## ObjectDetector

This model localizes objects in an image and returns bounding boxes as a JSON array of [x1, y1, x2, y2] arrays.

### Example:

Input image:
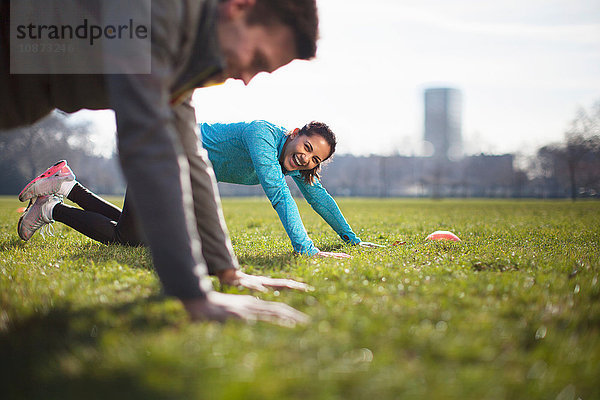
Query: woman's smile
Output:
[[291, 153, 306, 168]]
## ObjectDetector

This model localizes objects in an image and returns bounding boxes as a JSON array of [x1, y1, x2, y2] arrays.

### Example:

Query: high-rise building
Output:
[[424, 88, 462, 161]]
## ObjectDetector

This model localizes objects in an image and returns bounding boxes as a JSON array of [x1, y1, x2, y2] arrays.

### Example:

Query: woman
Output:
[[17, 120, 380, 257]]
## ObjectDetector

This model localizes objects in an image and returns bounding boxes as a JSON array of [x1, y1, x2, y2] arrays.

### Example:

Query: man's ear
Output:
[[220, 0, 257, 20], [291, 128, 300, 138]]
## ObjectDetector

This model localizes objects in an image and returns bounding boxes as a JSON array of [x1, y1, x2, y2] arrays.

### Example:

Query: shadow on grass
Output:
[[237, 243, 345, 270], [317, 243, 345, 252], [0, 236, 25, 252], [68, 242, 153, 271], [472, 261, 519, 272], [0, 295, 175, 400], [237, 252, 295, 270], [63, 240, 345, 273]]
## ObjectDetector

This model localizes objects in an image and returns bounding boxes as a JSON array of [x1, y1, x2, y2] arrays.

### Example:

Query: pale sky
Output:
[[77, 0, 600, 157]]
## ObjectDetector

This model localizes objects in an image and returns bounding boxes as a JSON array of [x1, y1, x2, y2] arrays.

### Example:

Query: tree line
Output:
[[1, 102, 598, 200], [530, 101, 600, 199], [0, 111, 125, 196]]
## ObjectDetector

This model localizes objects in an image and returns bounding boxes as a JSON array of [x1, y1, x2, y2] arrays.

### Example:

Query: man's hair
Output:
[[297, 121, 336, 185], [247, 0, 318, 60]]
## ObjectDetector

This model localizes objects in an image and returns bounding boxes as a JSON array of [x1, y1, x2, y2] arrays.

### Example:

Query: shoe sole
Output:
[[18, 160, 67, 202], [17, 214, 27, 241], [17, 200, 32, 241]]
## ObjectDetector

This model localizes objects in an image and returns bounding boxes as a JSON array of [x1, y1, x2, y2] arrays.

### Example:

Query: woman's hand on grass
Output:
[[317, 251, 353, 259], [358, 241, 386, 248], [218, 269, 313, 292], [182, 292, 310, 327]]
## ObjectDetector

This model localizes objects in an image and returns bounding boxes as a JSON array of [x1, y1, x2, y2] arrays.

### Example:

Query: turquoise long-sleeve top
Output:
[[199, 120, 361, 255]]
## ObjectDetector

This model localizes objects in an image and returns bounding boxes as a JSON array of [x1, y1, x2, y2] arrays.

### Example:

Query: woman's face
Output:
[[280, 130, 331, 172]]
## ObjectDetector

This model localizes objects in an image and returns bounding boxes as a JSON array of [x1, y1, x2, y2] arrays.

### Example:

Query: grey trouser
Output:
[[169, 98, 239, 278]]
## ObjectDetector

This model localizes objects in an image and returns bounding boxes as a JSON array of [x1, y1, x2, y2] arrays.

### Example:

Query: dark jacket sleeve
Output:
[[106, 1, 213, 298], [172, 97, 239, 276]]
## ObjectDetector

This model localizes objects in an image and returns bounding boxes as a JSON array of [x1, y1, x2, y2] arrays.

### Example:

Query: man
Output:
[[0, 0, 319, 325]]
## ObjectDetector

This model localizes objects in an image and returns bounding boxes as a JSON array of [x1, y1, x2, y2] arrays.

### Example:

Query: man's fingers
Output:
[[262, 277, 312, 291], [247, 299, 310, 326], [284, 280, 313, 291], [359, 241, 386, 248], [318, 251, 353, 259], [187, 293, 310, 327], [332, 252, 352, 259], [234, 272, 311, 292], [222, 295, 308, 327], [238, 277, 269, 293]]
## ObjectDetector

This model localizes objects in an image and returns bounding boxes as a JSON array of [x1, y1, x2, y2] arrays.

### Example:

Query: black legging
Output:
[[52, 183, 144, 246]]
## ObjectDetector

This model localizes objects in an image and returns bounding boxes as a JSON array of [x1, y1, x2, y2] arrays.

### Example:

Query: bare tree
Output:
[[0, 111, 125, 195], [564, 101, 600, 200]]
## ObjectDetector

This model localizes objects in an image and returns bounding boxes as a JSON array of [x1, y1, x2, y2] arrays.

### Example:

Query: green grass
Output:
[[1, 196, 599, 400]]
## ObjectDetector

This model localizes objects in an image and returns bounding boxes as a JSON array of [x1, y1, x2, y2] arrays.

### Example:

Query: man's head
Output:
[[217, 0, 318, 84]]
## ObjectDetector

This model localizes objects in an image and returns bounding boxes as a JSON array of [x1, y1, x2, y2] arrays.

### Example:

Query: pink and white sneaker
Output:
[[18, 160, 76, 202], [17, 195, 62, 241]]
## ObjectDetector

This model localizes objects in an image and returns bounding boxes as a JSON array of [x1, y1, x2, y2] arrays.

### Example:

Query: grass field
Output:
[[1, 196, 599, 399]]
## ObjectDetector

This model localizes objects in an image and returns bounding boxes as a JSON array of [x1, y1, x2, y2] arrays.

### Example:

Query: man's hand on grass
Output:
[[317, 251, 353, 259], [217, 269, 313, 293], [182, 292, 310, 327], [358, 241, 386, 248]]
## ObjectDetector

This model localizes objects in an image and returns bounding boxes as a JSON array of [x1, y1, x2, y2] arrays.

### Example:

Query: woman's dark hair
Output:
[[246, 0, 318, 60], [297, 121, 336, 185]]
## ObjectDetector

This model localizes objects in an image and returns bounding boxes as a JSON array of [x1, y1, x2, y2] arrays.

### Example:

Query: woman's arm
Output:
[[243, 123, 320, 255], [292, 175, 362, 244]]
